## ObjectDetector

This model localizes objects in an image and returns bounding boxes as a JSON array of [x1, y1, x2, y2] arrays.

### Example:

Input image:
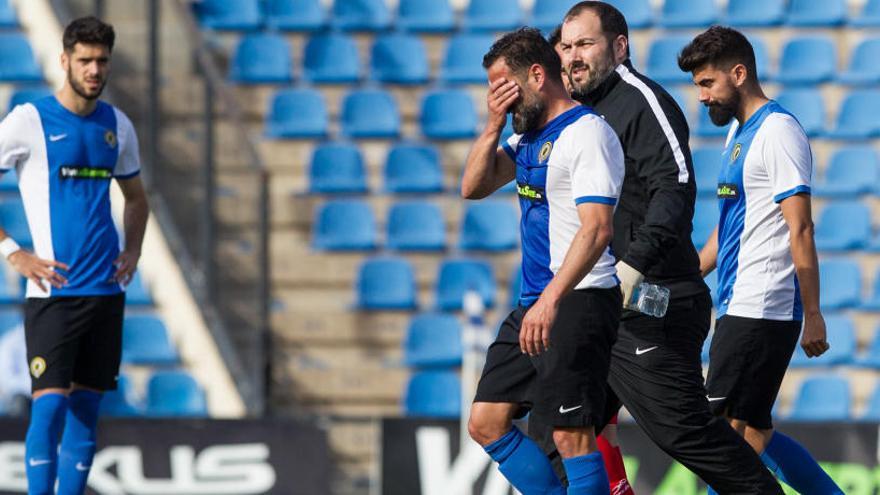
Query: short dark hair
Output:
[[547, 24, 562, 47], [563, 1, 629, 57], [63, 16, 115, 53], [482, 27, 563, 84], [678, 26, 757, 80]]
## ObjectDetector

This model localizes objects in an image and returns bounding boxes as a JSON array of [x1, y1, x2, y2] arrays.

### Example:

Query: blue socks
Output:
[[562, 452, 610, 495], [25, 393, 68, 495], [57, 390, 102, 495], [761, 431, 843, 495], [483, 426, 566, 495]]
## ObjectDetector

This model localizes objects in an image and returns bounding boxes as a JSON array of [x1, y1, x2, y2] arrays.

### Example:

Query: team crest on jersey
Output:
[[104, 129, 117, 149], [538, 141, 553, 163], [30, 357, 46, 378], [730, 143, 742, 162]]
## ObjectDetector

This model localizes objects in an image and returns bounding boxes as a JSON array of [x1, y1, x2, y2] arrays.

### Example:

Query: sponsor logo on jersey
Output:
[[60, 166, 113, 180], [717, 183, 739, 199], [538, 141, 553, 163], [517, 183, 544, 201], [29, 357, 46, 378]]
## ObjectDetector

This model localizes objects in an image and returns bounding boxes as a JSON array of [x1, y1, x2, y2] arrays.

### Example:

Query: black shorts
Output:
[[473, 287, 621, 428], [25, 294, 125, 392], [705, 314, 801, 429]]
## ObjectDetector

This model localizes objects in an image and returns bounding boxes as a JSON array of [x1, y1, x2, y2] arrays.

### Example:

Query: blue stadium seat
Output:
[[660, 0, 718, 28], [726, 0, 784, 27], [814, 201, 871, 251], [126, 271, 153, 306], [312, 200, 377, 250], [532, 0, 576, 31], [0, 168, 15, 193], [264, 88, 327, 139], [814, 146, 879, 197], [371, 33, 429, 85], [701, 331, 712, 363], [692, 147, 722, 197], [830, 90, 880, 139], [403, 313, 463, 368], [0, 198, 31, 247], [786, 0, 846, 27], [0, 264, 20, 305], [341, 89, 400, 138], [750, 35, 771, 80], [462, 0, 521, 31], [228, 33, 292, 84], [308, 142, 367, 194], [398, 0, 455, 32], [263, 0, 325, 31], [0, 0, 16, 29], [384, 143, 443, 193], [604, 0, 653, 29], [386, 201, 446, 251], [509, 266, 521, 308], [646, 36, 693, 85], [100, 374, 141, 417], [122, 315, 179, 366], [819, 259, 861, 310], [665, 87, 689, 117], [692, 199, 718, 250], [776, 36, 836, 86], [695, 105, 731, 138], [852, 0, 880, 27], [774, 88, 825, 137], [460, 200, 519, 251], [838, 38, 880, 86], [856, 325, 880, 367], [420, 89, 477, 140], [0, 33, 41, 82], [302, 32, 360, 83], [193, 0, 261, 30], [788, 375, 850, 421], [332, 0, 391, 31], [441, 33, 495, 85], [403, 370, 461, 418], [789, 315, 856, 367], [356, 256, 417, 310], [861, 383, 880, 420], [145, 370, 208, 417], [0, 309, 21, 333], [7, 85, 50, 113], [436, 258, 496, 311]]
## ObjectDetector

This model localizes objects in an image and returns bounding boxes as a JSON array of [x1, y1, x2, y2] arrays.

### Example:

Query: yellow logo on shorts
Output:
[[538, 141, 553, 163], [29, 357, 46, 378], [104, 129, 117, 149], [731, 143, 742, 162]]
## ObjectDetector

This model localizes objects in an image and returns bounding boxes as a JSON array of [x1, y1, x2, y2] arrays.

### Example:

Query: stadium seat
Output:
[[666, 87, 689, 116], [509, 266, 521, 308], [7, 85, 51, 113], [838, 38, 880, 86], [403, 370, 461, 418], [403, 313, 463, 368], [660, 0, 718, 28], [788, 375, 850, 421], [459, 200, 519, 251], [0, 309, 20, 333], [356, 256, 417, 310], [308, 142, 367, 194], [852, 0, 880, 27], [774, 88, 825, 137], [0, 0, 16, 29], [436, 258, 496, 311], [813, 146, 879, 197], [302, 32, 360, 83], [122, 315, 179, 366], [264, 88, 327, 139], [384, 143, 444, 193], [860, 269, 880, 310], [126, 271, 154, 306], [0, 198, 30, 247], [0, 264, 21, 305], [695, 105, 731, 138], [263, 0, 325, 31], [646, 36, 693, 85], [228, 33, 292, 84], [420, 89, 477, 140], [312, 200, 377, 250], [441, 33, 495, 85], [532, 0, 576, 31], [604, 0, 653, 29], [386, 201, 446, 251], [750, 35, 771, 81], [726, 0, 784, 27], [830, 90, 880, 139], [856, 325, 880, 367], [861, 383, 880, 420], [0, 33, 42, 82], [819, 259, 861, 310], [814, 201, 871, 251], [145, 370, 208, 417], [692, 199, 718, 250], [786, 0, 846, 27], [776, 36, 836, 86], [398, 0, 454, 32], [370, 33, 429, 85], [789, 315, 856, 367], [100, 374, 142, 417], [462, 0, 521, 32], [341, 89, 400, 138], [192, 0, 261, 30], [692, 147, 722, 197], [332, 0, 391, 31]]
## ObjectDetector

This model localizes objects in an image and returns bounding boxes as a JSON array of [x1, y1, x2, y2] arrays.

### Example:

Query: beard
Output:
[[68, 68, 106, 101], [567, 53, 616, 101], [706, 92, 740, 126], [511, 95, 546, 134]]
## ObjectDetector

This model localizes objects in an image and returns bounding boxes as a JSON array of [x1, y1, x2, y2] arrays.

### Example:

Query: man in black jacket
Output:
[[530, 2, 784, 493]]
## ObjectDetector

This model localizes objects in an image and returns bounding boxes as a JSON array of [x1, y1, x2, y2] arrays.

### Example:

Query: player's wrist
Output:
[[0, 237, 21, 259]]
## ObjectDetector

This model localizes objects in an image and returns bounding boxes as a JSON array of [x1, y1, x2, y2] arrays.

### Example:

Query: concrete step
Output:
[[272, 311, 409, 347]]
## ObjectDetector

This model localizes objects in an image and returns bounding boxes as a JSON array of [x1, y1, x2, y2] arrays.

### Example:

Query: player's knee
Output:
[[552, 427, 596, 458], [467, 406, 509, 446]]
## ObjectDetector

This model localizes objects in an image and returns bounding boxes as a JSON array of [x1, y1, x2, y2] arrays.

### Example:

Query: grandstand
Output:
[[0, 0, 878, 493]]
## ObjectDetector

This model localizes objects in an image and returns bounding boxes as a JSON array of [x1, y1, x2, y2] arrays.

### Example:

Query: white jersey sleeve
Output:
[[561, 115, 625, 206], [113, 108, 141, 179], [761, 113, 812, 203], [501, 133, 522, 161], [0, 105, 34, 173]]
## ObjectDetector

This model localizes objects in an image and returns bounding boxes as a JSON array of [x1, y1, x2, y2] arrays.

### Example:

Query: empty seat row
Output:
[[314, 199, 518, 252], [309, 142, 445, 194], [0, 32, 41, 82], [101, 370, 208, 418]]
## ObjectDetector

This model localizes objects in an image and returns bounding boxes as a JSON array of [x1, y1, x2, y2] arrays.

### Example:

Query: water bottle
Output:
[[625, 282, 670, 318]]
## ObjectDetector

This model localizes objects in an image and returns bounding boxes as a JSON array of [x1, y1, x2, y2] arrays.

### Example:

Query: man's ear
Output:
[[530, 63, 545, 88], [60, 51, 69, 72], [613, 35, 628, 64], [731, 63, 749, 88]]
